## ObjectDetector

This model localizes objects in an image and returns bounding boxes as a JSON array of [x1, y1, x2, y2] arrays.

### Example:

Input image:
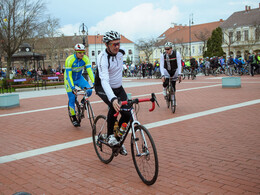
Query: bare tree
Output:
[[136, 38, 157, 62], [38, 16, 62, 67], [0, 0, 46, 78], [222, 27, 238, 56], [194, 29, 211, 55], [173, 38, 186, 59]]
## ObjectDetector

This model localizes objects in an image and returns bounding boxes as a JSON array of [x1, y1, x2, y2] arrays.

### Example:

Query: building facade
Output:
[[220, 5, 260, 59], [152, 21, 223, 63], [4, 34, 137, 71]]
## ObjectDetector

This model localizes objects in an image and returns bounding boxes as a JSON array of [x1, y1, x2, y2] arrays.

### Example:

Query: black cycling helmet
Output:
[[103, 31, 121, 43]]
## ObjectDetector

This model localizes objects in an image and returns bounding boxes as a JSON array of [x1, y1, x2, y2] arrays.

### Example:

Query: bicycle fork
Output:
[[130, 110, 150, 157]]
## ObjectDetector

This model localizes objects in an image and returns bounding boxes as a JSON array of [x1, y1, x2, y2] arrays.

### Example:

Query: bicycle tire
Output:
[[68, 100, 81, 125], [170, 94, 176, 113], [86, 100, 95, 129], [92, 115, 114, 164], [131, 125, 159, 185], [166, 88, 170, 108]]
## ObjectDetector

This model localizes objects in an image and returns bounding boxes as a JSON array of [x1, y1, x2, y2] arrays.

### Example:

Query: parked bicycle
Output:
[[165, 76, 179, 113], [92, 93, 159, 185], [68, 87, 95, 128]]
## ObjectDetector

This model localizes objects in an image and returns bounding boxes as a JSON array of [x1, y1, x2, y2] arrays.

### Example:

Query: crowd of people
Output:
[[117, 52, 260, 79], [0, 66, 64, 80]]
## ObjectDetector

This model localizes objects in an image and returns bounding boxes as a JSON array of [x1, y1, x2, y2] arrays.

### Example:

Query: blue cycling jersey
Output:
[[64, 54, 94, 89]]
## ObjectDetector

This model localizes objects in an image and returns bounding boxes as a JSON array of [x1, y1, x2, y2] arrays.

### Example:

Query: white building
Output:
[[220, 5, 260, 58]]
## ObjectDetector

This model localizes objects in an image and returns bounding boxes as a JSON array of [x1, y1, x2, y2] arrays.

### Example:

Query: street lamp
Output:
[[95, 33, 99, 65], [79, 23, 88, 54], [189, 13, 194, 58]]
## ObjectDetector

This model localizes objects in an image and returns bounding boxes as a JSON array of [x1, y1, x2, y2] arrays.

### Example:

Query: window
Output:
[[98, 50, 101, 55], [255, 28, 260, 40], [49, 53, 52, 60], [60, 52, 63, 59], [229, 31, 233, 42], [92, 51, 95, 56], [65, 52, 68, 58], [128, 49, 132, 55], [192, 46, 195, 54], [199, 46, 202, 54], [236, 31, 241, 41], [55, 53, 58, 59], [244, 30, 249, 41]]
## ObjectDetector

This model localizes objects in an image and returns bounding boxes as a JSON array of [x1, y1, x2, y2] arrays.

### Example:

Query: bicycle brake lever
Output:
[[151, 93, 160, 107]]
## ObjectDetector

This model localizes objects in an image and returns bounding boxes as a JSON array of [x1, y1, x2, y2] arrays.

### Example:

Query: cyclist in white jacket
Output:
[[95, 31, 130, 155], [160, 42, 182, 99]]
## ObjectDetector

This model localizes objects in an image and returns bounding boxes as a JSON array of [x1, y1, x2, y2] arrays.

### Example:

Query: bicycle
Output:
[[92, 93, 159, 185], [190, 67, 197, 80], [165, 76, 179, 113], [68, 87, 95, 128]]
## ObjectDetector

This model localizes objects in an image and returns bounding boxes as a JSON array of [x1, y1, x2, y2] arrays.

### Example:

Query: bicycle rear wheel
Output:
[[68, 100, 81, 125], [86, 100, 95, 129], [131, 125, 159, 185], [92, 115, 114, 164]]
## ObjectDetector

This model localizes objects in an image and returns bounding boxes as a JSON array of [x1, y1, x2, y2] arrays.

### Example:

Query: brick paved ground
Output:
[[0, 75, 260, 195]]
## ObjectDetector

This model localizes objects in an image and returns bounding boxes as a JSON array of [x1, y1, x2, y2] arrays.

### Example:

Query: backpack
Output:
[[248, 55, 253, 63]]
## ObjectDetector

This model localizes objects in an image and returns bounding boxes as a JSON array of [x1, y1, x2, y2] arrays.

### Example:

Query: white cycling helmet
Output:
[[74, 43, 85, 52], [103, 31, 121, 43], [164, 42, 173, 48]]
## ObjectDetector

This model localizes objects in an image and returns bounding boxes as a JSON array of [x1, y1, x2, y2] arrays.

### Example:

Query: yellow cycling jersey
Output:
[[64, 54, 95, 89]]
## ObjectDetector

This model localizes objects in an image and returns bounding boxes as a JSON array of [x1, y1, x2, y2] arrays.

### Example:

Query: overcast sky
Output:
[[45, 0, 259, 42]]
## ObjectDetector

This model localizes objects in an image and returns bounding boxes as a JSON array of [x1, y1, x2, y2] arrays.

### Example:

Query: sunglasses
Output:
[[77, 52, 85, 54], [165, 48, 171, 50], [109, 42, 120, 47]]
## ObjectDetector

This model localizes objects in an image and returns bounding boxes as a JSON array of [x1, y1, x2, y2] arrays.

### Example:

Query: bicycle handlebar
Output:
[[75, 87, 94, 95], [113, 93, 158, 117]]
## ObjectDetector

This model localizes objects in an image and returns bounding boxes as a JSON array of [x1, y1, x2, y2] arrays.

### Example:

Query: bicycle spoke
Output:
[[131, 125, 158, 185], [92, 115, 114, 164]]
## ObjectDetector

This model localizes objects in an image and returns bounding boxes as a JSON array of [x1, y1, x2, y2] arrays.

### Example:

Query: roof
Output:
[[88, 34, 133, 44], [220, 7, 260, 29], [157, 20, 223, 46], [158, 25, 186, 39], [33, 34, 133, 50], [12, 52, 45, 61]]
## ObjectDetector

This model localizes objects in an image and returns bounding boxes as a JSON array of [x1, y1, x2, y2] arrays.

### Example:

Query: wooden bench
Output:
[[41, 76, 64, 89], [0, 94, 20, 109], [6, 78, 39, 91], [222, 77, 241, 88]]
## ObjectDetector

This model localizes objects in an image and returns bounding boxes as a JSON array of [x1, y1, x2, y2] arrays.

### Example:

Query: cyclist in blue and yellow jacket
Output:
[[64, 43, 95, 127]]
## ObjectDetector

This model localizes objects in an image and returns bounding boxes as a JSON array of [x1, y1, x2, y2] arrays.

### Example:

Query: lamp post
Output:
[[189, 13, 193, 58], [79, 23, 88, 54], [95, 33, 99, 65]]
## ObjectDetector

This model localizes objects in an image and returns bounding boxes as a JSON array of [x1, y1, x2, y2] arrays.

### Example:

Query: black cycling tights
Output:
[[163, 78, 176, 92], [95, 85, 132, 136]]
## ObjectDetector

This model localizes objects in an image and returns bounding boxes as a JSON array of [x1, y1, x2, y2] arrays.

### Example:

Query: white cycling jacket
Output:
[[96, 48, 125, 102]]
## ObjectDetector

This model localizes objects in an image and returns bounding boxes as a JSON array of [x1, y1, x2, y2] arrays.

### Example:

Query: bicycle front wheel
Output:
[[166, 88, 170, 108], [68, 100, 81, 125], [131, 125, 159, 185], [92, 115, 114, 164], [170, 94, 176, 113], [86, 100, 95, 129]]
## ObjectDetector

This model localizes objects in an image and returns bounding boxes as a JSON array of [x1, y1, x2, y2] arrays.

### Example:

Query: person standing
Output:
[[94, 30, 130, 155], [160, 42, 182, 99]]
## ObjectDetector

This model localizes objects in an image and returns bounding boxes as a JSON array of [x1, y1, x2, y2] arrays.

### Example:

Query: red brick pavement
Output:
[[0, 75, 260, 194]]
